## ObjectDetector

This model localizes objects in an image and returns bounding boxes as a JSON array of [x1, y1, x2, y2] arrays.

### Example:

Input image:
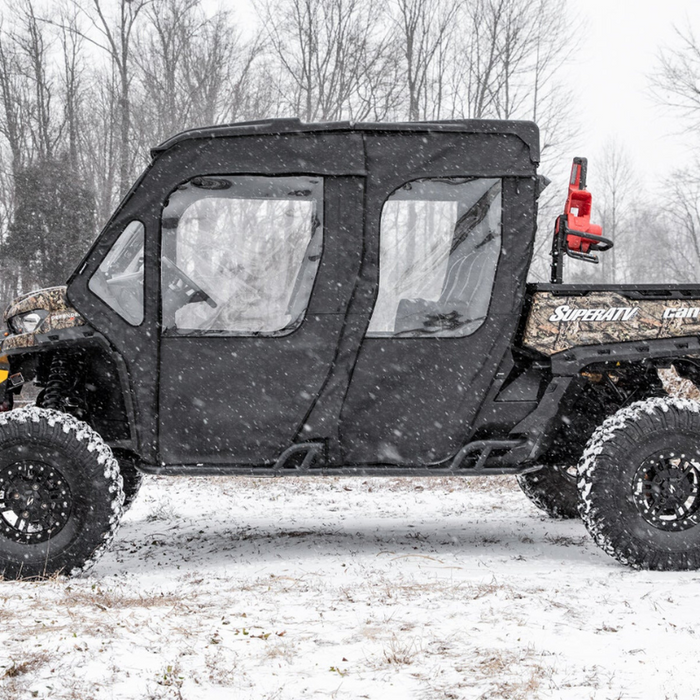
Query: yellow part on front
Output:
[[0, 354, 8, 384]]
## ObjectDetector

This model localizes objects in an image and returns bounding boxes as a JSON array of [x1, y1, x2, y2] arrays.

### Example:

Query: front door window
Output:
[[161, 175, 323, 335], [88, 220, 145, 325]]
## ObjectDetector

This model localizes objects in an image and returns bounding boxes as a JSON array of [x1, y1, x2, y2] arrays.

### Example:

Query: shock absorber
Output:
[[42, 353, 72, 411]]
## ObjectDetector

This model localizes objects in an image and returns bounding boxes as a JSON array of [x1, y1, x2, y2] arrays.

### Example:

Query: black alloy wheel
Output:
[[0, 460, 73, 544], [579, 397, 700, 570], [0, 408, 124, 580], [632, 453, 700, 531]]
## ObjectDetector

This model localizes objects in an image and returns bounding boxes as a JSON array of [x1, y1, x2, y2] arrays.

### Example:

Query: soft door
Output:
[[158, 174, 355, 465], [341, 170, 533, 466]]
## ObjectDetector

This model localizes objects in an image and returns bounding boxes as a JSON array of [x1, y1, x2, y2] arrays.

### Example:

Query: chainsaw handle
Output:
[[566, 249, 599, 264], [568, 231, 614, 252]]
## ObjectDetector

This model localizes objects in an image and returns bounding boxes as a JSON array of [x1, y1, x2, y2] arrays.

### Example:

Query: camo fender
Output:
[[523, 292, 700, 356], [2, 285, 86, 352]]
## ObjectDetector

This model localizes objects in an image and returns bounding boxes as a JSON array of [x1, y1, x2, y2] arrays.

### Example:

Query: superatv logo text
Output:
[[548, 305, 639, 323]]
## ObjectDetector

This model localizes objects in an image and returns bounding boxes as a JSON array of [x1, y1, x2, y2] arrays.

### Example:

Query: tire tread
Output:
[[0, 407, 124, 579], [578, 396, 700, 571]]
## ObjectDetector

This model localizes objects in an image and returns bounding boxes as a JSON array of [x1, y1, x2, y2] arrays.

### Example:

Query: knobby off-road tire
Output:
[[578, 397, 700, 571], [0, 407, 124, 579], [113, 450, 144, 513], [517, 465, 580, 519]]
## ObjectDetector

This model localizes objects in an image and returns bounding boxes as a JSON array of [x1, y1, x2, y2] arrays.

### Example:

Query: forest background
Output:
[[0, 0, 699, 309]]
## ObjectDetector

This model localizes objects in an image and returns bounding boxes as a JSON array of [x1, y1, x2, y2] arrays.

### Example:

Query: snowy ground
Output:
[[1, 474, 699, 700]]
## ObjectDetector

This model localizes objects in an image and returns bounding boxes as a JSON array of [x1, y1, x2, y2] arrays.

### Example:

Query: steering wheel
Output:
[[162, 256, 217, 308], [106, 269, 143, 287]]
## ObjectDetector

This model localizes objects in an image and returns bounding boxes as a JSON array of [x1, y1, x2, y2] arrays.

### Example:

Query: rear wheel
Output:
[[517, 465, 580, 519], [579, 397, 700, 570], [0, 407, 123, 579]]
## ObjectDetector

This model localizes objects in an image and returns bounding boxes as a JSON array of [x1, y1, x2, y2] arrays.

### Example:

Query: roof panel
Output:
[[151, 118, 540, 164]]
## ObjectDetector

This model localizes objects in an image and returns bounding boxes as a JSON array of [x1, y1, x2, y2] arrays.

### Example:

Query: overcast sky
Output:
[[558, 0, 699, 186]]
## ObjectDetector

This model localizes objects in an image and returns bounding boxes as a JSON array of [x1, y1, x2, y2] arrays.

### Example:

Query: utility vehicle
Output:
[[2, 119, 700, 578]]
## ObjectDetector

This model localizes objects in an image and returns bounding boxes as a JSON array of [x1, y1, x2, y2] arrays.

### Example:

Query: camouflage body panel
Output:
[[2, 285, 86, 352], [522, 291, 700, 356], [3, 285, 74, 321]]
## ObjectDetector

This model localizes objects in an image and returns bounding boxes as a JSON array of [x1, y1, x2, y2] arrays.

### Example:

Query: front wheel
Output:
[[0, 408, 124, 579], [578, 397, 700, 570]]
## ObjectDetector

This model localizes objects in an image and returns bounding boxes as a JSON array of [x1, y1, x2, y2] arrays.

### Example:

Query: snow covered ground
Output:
[[1, 473, 699, 699]]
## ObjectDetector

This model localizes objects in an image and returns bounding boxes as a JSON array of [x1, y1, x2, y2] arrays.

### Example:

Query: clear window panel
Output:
[[161, 176, 323, 335], [368, 178, 502, 338], [88, 220, 145, 325]]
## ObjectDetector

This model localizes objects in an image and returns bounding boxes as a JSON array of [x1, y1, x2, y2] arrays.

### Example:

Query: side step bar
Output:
[[448, 438, 532, 474], [140, 439, 540, 476], [273, 442, 325, 471]]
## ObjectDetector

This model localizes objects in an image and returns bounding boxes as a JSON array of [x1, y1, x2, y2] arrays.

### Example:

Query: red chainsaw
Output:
[[550, 157, 613, 283]]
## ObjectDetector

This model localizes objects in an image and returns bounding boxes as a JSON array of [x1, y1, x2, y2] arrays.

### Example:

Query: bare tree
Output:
[[458, 0, 501, 119], [661, 170, 700, 281], [80, 72, 120, 223], [650, 23, 700, 283], [456, 0, 573, 128], [14, 1, 58, 160], [129, 0, 272, 169], [185, 11, 268, 125], [0, 1, 97, 302], [0, 24, 29, 173], [597, 141, 636, 283], [652, 25, 700, 132], [256, 0, 394, 122], [67, 0, 151, 196], [0, 0, 66, 171], [134, 0, 213, 142], [390, 0, 457, 120], [448, 0, 576, 282], [59, 7, 85, 169], [0, 8, 38, 304]]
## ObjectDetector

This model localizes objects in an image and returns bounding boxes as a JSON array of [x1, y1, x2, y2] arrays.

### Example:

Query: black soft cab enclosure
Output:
[[57, 119, 540, 473]]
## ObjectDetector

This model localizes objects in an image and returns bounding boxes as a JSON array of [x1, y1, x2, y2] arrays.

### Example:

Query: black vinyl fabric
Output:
[[65, 120, 538, 467], [158, 175, 363, 464], [338, 134, 537, 465]]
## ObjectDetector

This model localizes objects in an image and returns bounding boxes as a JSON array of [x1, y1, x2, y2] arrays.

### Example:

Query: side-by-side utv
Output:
[[2, 119, 700, 578]]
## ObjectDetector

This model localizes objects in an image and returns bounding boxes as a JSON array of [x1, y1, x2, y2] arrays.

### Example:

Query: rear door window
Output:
[[368, 178, 502, 337]]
